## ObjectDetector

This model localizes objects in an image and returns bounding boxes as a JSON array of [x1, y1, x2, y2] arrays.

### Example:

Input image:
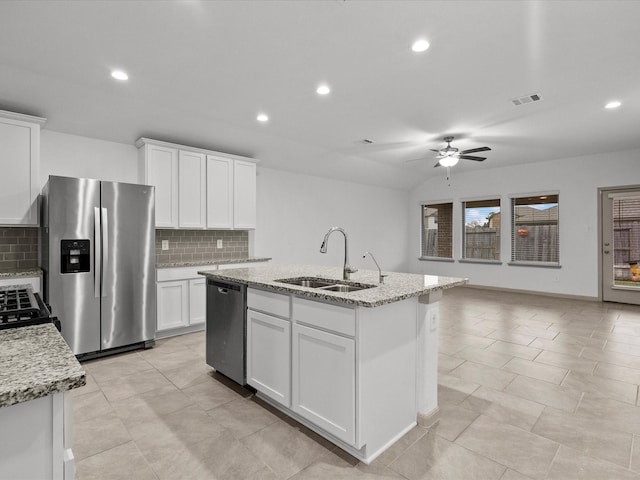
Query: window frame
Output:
[[508, 192, 561, 268], [419, 201, 455, 262], [460, 197, 502, 265]]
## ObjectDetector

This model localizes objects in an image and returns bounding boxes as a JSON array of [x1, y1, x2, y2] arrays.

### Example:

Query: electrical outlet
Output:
[[161, 240, 169, 251], [217, 239, 223, 249]]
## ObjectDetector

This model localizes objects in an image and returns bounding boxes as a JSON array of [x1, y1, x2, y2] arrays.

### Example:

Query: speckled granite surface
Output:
[[0, 324, 86, 408], [198, 264, 467, 307], [157, 257, 271, 269], [0, 268, 42, 279]]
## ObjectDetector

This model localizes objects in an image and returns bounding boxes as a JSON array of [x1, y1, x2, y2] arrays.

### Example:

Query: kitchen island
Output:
[[199, 264, 466, 463], [0, 324, 86, 480]]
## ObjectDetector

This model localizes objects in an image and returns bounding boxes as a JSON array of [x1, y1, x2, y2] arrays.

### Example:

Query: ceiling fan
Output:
[[432, 136, 491, 167]]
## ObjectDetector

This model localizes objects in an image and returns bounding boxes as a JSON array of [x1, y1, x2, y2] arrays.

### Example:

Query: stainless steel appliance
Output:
[[206, 279, 246, 385], [40, 175, 156, 357], [0, 284, 60, 331]]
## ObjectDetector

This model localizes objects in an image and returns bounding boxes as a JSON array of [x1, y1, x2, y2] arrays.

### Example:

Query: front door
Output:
[[601, 187, 640, 305]]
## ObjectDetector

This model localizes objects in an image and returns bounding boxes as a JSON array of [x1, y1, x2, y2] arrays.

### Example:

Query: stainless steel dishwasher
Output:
[[206, 279, 247, 385]]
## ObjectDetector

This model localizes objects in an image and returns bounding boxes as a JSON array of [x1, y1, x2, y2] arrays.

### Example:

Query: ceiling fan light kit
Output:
[[433, 136, 491, 168]]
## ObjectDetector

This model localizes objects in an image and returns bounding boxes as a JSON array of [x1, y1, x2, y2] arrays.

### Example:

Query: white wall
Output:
[[409, 148, 640, 299], [40, 130, 138, 188], [254, 167, 410, 272]]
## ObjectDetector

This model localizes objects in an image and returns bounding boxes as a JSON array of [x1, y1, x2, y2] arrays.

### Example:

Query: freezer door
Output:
[[45, 176, 102, 355], [100, 181, 156, 350]]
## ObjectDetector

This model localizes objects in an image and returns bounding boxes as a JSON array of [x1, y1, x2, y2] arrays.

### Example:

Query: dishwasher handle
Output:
[[207, 279, 243, 292]]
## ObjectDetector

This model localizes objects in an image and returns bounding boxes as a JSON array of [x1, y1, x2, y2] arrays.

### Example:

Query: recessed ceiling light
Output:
[[605, 100, 621, 109], [411, 39, 430, 53], [111, 70, 129, 81], [256, 113, 269, 122], [316, 85, 331, 95]]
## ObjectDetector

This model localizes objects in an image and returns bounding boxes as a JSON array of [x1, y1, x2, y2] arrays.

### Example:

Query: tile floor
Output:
[[73, 287, 640, 479]]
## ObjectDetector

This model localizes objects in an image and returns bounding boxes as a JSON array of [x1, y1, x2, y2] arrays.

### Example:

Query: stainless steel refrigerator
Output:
[[40, 175, 156, 357]]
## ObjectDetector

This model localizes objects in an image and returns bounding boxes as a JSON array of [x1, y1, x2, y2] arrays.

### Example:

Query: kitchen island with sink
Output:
[[198, 264, 466, 463]]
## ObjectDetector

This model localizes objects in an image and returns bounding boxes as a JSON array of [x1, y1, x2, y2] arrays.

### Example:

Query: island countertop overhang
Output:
[[198, 264, 467, 307]]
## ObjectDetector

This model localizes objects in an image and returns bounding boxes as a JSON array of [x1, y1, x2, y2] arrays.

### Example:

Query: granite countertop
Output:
[[0, 324, 86, 408], [0, 268, 42, 279], [157, 256, 272, 269], [198, 264, 467, 307]]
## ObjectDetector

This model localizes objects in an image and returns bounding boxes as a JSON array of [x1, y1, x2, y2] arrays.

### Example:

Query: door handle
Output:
[[94, 207, 101, 298], [101, 208, 108, 298]]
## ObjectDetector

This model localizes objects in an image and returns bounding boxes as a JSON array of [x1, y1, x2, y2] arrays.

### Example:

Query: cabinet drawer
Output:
[[247, 288, 290, 318], [157, 265, 208, 282], [293, 297, 356, 337]]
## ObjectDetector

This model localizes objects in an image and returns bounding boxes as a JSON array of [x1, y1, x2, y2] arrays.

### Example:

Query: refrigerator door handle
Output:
[[94, 207, 102, 298], [101, 207, 109, 298]]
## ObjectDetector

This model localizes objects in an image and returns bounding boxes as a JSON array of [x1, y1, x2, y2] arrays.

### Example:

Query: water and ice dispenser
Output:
[[60, 240, 90, 273]]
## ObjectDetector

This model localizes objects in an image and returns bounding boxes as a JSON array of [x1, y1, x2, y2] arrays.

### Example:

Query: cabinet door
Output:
[[247, 309, 291, 406], [189, 278, 206, 325], [157, 280, 189, 331], [233, 160, 256, 229], [292, 323, 355, 444], [0, 116, 40, 225], [179, 150, 206, 228], [206, 155, 233, 229], [145, 144, 178, 228]]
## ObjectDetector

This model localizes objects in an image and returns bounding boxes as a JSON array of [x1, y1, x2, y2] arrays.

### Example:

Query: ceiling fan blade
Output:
[[434, 162, 442, 168], [430, 149, 441, 153], [459, 155, 486, 161], [460, 146, 491, 154]]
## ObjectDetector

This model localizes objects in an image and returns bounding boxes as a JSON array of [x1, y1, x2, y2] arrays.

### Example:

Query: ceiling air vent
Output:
[[510, 93, 543, 106]]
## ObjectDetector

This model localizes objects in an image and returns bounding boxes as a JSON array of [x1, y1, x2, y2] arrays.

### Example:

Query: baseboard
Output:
[[417, 406, 440, 429], [459, 284, 599, 302]]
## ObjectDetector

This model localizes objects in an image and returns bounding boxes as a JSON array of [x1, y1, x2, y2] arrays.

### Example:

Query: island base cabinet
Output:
[[292, 323, 355, 445], [247, 309, 291, 407]]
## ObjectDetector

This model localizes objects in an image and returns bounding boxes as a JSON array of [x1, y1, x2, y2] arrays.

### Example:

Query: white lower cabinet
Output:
[[292, 323, 355, 444], [0, 391, 74, 480], [156, 266, 207, 334], [188, 278, 206, 325], [246, 287, 419, 464], [247, 309, 291, 406], [157, 280, 189, 331]]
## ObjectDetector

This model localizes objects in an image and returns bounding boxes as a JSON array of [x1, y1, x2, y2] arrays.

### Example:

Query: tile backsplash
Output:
[[0, 227, 39, 271], [156, 230, 248, 265]]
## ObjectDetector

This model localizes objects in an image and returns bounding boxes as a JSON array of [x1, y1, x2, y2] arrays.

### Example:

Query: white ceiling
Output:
[[1, 1, 639, 190]]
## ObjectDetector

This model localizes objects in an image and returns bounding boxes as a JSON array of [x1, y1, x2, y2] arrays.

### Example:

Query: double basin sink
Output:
[[276, 277, 376, 293]]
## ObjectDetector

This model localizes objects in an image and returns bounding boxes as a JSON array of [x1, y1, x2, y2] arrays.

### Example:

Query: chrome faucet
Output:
[[363, 251, 387, 284], [320, 227, 358, 280]]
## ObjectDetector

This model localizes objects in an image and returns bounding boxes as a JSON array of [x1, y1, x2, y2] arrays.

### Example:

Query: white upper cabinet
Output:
[[178, 150, 206, 228], [0, 110, 46, 226], [137, 138, 257, 230], [206, 155, 233, 228], [139, 143, 179, 227], [233, 160, 257, 229]]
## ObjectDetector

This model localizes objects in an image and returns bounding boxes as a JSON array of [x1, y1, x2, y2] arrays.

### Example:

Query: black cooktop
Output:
[[0, 285, 60, 331]]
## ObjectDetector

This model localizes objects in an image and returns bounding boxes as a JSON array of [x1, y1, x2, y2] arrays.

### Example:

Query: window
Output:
[[511, 194, 559, 265], [421, 202, 453, 259], [463, 199, 501, 261]]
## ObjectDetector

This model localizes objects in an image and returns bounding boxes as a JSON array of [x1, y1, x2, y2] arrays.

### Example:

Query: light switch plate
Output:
[[217, 239, 223, 249], [161, 240, 169, 251]]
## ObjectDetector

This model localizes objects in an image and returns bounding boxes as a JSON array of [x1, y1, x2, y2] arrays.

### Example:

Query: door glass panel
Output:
[[613, 196, 640, 288]]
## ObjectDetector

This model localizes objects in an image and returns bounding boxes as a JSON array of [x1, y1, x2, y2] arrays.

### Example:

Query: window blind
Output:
[[511, 194, 559, 264]]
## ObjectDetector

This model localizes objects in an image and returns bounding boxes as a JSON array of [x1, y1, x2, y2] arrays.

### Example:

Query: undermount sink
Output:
[[276, 277, 376, 293]]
